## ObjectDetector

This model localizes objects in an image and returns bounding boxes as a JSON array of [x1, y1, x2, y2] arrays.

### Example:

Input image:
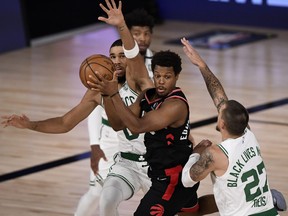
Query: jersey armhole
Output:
[[217, 144, 229, 158]]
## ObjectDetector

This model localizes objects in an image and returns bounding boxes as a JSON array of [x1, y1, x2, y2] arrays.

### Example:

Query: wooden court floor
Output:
[[0, 20, 287, 215]]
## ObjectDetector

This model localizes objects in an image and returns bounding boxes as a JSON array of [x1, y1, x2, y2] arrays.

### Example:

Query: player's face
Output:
[[130, 26, 152, 55], [153, 65, 178, 97], [109, 46, 127, 79]]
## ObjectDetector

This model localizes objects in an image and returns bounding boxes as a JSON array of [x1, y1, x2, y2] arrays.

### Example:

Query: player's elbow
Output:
[[111, 125, 123, 131], [182, 169, 199, 188], [191, 174, 201, 182], [128, 126, 143, 134], [61, 124, 75, 133], [109, 121, 125, 131]]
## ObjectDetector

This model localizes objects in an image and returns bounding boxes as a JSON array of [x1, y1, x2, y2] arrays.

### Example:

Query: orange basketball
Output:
[[79, 54, 114, 89]]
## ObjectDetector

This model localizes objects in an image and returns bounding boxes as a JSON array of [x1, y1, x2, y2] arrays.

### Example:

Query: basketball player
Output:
[[88, 1, 201, 215], [180, 38, 287, 215], [74, 7, 156, 216], [124, 8, 154, 79], [74, 39, 125, 216], [93, 42, 200, 215], [1, 37, 153, 216]]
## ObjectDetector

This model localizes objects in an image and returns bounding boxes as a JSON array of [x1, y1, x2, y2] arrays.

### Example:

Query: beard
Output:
[[139, 49, 146, 56], [117, 75, 126, 84]]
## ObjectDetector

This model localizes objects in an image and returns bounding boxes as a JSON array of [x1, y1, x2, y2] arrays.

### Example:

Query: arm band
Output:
[[123, 40, 140, 59], [182, 153, 200, 187], [87, 106, 103, 146]]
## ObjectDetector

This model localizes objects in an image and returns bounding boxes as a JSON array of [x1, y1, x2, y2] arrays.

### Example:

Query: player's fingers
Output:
[[118, 1, 122, 10], [113, 70, 119, 81], [99, 3, 109, 14], [93, 71, 104, 81], [111, 0, 117, 9], [98, 16, 108, 23], [104, 0, 113, 9], [102, 152, 108, 161], [1, 115, 10, 120]]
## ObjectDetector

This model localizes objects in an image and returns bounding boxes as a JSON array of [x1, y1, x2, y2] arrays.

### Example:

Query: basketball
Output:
[[79, 54, 114, 89]]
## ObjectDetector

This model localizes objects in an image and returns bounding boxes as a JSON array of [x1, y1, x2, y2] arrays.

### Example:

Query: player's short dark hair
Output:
[[110, 39, 123, 49], [221, 100, 249, 136], [151, 50, 182, 76], [125, 8, 155, 33]]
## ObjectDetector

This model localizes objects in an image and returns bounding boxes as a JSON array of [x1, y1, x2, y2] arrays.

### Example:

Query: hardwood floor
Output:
[[0, 20, 287, 215]]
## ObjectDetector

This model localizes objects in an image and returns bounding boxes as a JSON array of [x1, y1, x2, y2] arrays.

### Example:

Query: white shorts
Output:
[[107, 152, 151, 199]]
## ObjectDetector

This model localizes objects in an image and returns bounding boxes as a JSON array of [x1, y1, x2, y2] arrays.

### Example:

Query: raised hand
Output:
[[1, 114, 31, 129], [181, 37, 206, 68], [98, 0, 125, 27]]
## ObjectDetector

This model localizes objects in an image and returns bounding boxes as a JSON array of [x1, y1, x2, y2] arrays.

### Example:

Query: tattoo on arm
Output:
[[190, 149, 214, 181], [201, 65, 228, 110], [118, 25, 125, 31]]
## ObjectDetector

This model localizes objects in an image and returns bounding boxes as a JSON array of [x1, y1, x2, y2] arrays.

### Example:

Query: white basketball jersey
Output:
[[145, 48, 153, 80], [211, 128, 278, 216], [117, 81, 146, 154]]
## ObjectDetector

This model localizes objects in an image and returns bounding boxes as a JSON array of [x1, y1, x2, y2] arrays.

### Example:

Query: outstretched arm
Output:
[[1, 89, 101, 133], [181, 38, 228, 111], [98, 0, 153, 91]]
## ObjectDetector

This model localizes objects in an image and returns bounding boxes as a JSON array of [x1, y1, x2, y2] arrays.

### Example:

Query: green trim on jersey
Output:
[[248, 207, 278, 216], [217, 144, 229, 157]]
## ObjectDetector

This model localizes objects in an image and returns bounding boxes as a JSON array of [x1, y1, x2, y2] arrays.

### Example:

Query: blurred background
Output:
[[1, 0, 288, 54]]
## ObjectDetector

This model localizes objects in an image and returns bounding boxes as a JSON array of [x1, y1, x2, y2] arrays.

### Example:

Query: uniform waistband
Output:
[[120, 152, 146, 162], [102, 118, 110, 127]]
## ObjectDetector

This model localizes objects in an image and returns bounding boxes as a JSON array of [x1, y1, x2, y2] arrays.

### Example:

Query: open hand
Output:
[[181, 37, 206, 68], [98, 0, 125, 27], [1, 114, 30, 129]]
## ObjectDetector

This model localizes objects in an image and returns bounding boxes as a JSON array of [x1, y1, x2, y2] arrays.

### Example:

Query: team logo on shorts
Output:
[[150, 204, 164, 216]]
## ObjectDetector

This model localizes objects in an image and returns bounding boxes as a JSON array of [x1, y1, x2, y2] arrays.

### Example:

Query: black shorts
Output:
[[134, 165, 200, 216]]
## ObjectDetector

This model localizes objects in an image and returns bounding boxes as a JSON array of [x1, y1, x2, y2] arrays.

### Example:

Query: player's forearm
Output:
[[190, 149, 213, 182], [199, 64, 228, 111], [103, 96, 125, 131], [117, 21, 136, 50], [110, 93, 142, 134], [29, 117, 72, 133]]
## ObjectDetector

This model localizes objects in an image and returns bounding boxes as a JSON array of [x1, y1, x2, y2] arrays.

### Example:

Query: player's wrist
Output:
[[110, 91, 119, 98], [198, 62, 207, 70], [117, 21, 126, 31], [123, 41, 139, 59], [29, 121, 37, 130]]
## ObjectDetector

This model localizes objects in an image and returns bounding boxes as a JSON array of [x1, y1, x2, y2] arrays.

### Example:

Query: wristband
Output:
[[182, 153, 200, 187], [123, 41, 139, 59]]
